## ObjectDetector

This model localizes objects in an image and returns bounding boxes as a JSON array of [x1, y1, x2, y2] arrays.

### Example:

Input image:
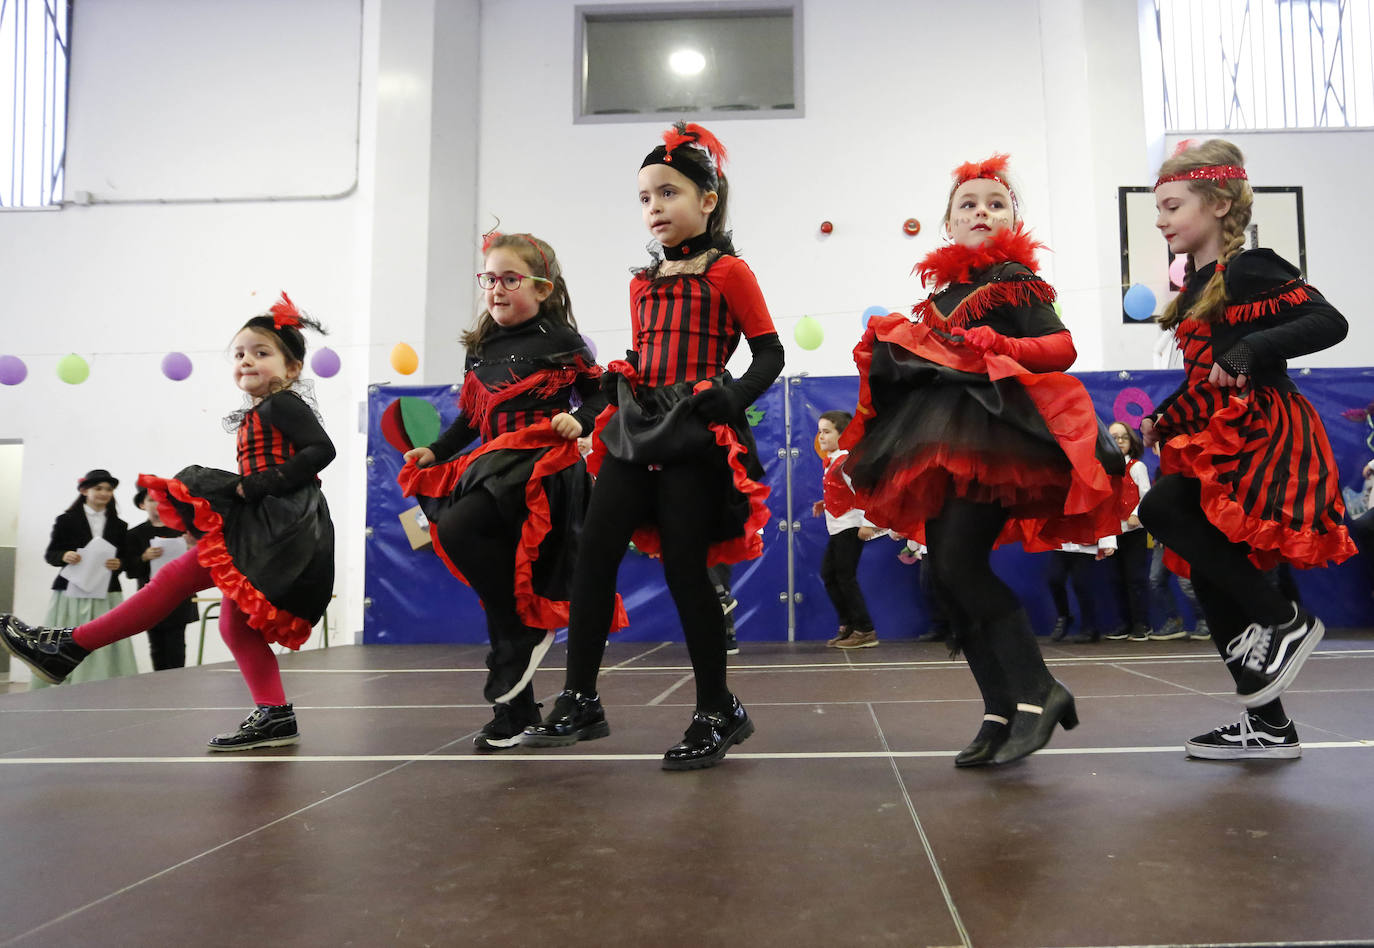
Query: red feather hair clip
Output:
[[268, 292, 301, 331], [662, 121, 728, 175], [952, 153, 1012, 188]]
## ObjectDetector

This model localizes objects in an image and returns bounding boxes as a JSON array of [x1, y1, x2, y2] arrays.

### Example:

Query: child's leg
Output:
[[218, 598, 287, 707], [1046, 552, 1072, 618], [820, 535, 845, 617], [1190, 572, 1288, 726], [1117, 530, 1152, 629], [1139, 474, 1291, 626], [830, 528, 874, 633], [72, 550, 212, 651], [1067, 554, 1100, 632], [146, 613, 188, 670], [563, 458, 653, 695], [655, 463, 731, 713]]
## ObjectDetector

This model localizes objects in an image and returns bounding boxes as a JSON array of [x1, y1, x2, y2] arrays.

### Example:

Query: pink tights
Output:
[[72, 549, 288, 706]]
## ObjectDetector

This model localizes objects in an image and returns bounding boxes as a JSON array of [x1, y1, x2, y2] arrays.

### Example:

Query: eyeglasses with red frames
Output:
[[475, 271, 552, 291]]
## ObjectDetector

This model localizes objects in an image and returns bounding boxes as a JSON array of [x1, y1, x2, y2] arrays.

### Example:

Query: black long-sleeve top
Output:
[[45, 505, 128, 592], [428, 316, 606, 461], [235, 390, 337, 503]]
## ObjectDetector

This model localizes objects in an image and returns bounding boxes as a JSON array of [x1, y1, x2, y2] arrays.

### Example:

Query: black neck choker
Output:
[[662, 232, 713, 260]]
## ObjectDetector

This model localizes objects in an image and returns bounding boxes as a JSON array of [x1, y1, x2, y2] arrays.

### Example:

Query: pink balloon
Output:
[[1168, 254, 1188, 287]]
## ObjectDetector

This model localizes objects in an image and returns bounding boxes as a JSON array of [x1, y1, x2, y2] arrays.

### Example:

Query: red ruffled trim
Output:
[[1158, 399, 1358, 578], [135, 473, 315, 650], [842, 317, 1136, 551], [399, 424, 627, 633], [1223, 282, 1311, 324], [586, 404, 770, 567], [459, 357, 602, 442], [912, 223, 1047, 288]]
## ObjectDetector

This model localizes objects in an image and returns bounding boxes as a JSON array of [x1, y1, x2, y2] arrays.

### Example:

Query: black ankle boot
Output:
[[0, 615, 87, 684], [521, 690, 609, 747], [1049, 616, 1073, 642], [992, 681, 1079, 764], [207, 704, 300, 752], [662, 695, 755, 771], [955, 716, 1009, 768]]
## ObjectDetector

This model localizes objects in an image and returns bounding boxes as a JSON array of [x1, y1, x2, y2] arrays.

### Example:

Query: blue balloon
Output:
[[861, 304, 888, 329], [1123, 283, 1157, 321]]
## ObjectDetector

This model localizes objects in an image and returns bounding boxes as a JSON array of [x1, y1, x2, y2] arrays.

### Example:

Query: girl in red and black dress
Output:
[[1142, 140, 1355, 760], [2, 295, 335, 750], [844, 155, 1134, 767], [398, 232, 621, 752], [523, 123, 783, 770]]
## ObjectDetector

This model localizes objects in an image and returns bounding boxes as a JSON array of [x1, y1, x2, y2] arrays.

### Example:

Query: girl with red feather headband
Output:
[[1140, 139, 1354, 761], [397, 231, 623, 751], [523, 122, 784, 770], [3, 294, 336, 751], [843, 154, 1135, 766]]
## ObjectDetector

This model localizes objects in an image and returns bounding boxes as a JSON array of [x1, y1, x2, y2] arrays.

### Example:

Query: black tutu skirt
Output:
[[399, 424, 628, 631], [138, 466, 334, 649], [590, 372, 771, 567]]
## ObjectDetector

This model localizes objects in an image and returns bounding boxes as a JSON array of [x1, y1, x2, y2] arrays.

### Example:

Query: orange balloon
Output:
[[390, 342, 419, 375]]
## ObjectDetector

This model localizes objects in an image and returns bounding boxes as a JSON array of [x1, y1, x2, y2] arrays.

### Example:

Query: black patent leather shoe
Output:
[[521, 690, 610, 747], [954, 716, 1009, 768], [662, 696, 755, 771], [0, 614, 87, 684], [992, 680, 1079, 765]]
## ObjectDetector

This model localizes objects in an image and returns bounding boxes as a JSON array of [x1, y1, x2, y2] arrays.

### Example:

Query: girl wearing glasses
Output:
[[843, 155, 1134, 766], [399, 232, 623, 752], [523, 122, 784, 770]]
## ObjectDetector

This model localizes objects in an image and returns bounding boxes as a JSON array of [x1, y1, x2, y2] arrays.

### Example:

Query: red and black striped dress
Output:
[[1153, 249, 1356, 574], [591, 250, 778, 565], [138, 389, 336, 649]]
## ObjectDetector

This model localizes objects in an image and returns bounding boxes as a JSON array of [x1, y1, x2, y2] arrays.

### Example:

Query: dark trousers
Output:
[[563, 456, 730, 713], [1108, 529, 1151, 630], [146, 613, 188, 671], [820, 528, 874, 632], [437, 490, 551, 705], [1046, 551, 1100, 632]]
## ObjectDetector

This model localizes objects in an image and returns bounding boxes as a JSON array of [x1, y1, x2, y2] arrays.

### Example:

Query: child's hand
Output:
[[858, 526, 877, 540], [143, 547, 164, 562], [811, 500, 824, 517], [104, 557, 122, 570], [1140, 417, 1159, 448], [1127, 515, 1141, 529], [1096, 547, 1115, 560], [550, 413, 582, 439], [404, 446, 436, 468], [1208, 360, 1248, 391], [955, 325, 1006, 355], [62, 551, 81, 564]]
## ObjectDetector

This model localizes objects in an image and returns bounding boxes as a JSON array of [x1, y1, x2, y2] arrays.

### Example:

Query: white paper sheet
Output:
[[58, 536, 118, 599], [148, 535, 188, 576]]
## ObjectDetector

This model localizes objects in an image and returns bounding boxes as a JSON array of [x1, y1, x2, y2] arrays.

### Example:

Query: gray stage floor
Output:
[[2, 634, 1373, 948]]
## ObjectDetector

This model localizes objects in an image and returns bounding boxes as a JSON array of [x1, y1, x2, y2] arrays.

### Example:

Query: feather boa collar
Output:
[[913, 224, 1047, 290]]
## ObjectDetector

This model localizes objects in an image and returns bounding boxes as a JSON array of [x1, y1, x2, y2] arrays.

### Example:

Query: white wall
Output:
[[2, 0, 1369, 680]]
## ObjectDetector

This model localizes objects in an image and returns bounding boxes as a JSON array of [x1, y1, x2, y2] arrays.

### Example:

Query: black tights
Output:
[[925, 498, 1053, 718], [563, 457, 730, 713]]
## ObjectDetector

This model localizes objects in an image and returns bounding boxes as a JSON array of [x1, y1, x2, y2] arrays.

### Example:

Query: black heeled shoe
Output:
[[992, 681, 1079, 765], [954, 716, 1009, 768], [521, 690, 609, 747], [662, 695, 755, 771]]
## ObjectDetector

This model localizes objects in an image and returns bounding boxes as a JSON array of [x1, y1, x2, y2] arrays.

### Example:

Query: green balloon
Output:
[[794, 315, 824, 351], [56, 354, 90, 384]]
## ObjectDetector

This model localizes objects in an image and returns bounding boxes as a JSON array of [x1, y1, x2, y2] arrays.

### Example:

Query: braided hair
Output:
[[1155, 140, 1253, 330]]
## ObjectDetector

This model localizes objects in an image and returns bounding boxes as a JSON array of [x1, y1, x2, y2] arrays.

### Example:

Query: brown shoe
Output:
[[836, 629, 879, 649], [825, 626, 850, 648]]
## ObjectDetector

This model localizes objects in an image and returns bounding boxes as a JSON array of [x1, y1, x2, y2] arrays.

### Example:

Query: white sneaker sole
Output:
[[206, 734, 301, 752], [1185, 740, 1301, 760], [1240, 618, 1324, 709]]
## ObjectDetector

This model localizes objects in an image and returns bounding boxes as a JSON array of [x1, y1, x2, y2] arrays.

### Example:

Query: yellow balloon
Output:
[[390, 342, 419, 376]]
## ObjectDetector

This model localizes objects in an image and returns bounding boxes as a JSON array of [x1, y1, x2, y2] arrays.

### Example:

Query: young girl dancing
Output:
[[844, 154, 1133, 766], [2, 294, 335, 750], [1140, 139, 1355, 760], [398, 231, 622, 752], [523, 122, 783, 770]]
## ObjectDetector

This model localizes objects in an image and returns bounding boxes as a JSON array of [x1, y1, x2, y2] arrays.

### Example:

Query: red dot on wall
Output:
[[819, 220, 834, 234], [903, 218, 921, 236]]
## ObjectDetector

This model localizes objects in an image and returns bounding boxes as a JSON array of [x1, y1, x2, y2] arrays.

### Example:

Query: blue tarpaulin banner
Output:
[[365, 368, 1374, 644]]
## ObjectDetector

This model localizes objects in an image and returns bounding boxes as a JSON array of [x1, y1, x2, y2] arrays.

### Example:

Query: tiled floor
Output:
[[2, 634, 1373, 947]]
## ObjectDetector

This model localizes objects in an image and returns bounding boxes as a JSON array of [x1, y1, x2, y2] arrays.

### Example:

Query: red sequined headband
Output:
[[950, 153, 1019, 215], [1154, 165, 1248, 189], [480, 230, 551, 279], [268, 292, 301, 331]]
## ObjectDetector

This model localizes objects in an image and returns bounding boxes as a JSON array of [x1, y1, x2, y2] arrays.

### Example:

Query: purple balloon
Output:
[[0, 355, 27, 386], [311, 346, 341, 378], [580, 334, 597, 361], [161, 351, 193, 381]]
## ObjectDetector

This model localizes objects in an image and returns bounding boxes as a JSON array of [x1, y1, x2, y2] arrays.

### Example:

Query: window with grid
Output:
[[1, 0, 70, 208]]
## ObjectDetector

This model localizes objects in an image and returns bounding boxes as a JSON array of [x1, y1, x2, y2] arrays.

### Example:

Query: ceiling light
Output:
[[668, 49, 706, 76]]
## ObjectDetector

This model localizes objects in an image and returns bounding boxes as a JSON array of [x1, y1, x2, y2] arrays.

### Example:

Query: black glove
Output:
[[1214, 340, 1254, 379], [238, 469, 285, 502], [689, 383, 742, 422]]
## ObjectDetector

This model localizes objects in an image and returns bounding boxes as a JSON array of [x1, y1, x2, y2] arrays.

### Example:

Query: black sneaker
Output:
[[1102, 626, 1130, 641], [521, 690, 610, 747], [1227, 606, 1325, 708], [720, 595, 738, 616], [1185, 712, 1301, 760], [474, 698, 543, 752], [1127, 623, 1152, 642], [724, 629, 740, 656], [1149, 617, 1187, 641], [207, 704, 300, 751], [0, 615, 87, 684], [1188, 618, 1212, 641]]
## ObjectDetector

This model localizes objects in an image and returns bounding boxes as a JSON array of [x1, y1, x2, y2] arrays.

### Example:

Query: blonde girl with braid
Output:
[[1139, 139, 1356, 760]]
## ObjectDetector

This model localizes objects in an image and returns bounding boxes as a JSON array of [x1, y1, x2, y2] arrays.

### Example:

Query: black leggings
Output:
[[821, 528, 874, 632], [1046, 551, 1101, 631], [1109, 528, 1151, 630], [563, 456, 730, 713]]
